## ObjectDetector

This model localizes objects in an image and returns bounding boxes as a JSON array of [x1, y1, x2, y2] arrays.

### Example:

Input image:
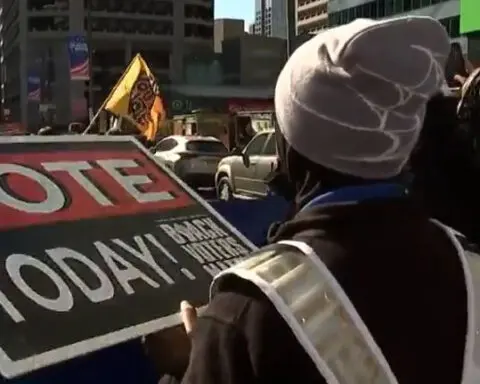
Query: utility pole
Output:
[[86, 0, 94, 120]]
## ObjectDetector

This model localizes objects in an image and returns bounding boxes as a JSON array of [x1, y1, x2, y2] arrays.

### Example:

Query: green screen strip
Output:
[[461, 0, 480, 34]]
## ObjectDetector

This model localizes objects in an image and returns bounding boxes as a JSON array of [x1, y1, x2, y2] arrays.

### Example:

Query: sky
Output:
[[214, 1, 254, 27]]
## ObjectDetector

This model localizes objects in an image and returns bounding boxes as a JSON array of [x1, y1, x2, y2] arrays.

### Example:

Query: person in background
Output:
[[147, 17, 476, 384], [68, 122, 85, 134], [445, 42, 474, 87], [236, 120, 255, 148], [410, 68, 480, 245]]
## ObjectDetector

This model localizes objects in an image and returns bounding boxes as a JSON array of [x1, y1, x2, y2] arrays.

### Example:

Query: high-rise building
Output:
[[0, 0, 214, 130], [253, 0, 288, 39], [296, 0, 329, 35], [328, 0, 459, 38], [327, 1, 469, 56], [222, 34, 286, 86], [214, 18, 245, 53]]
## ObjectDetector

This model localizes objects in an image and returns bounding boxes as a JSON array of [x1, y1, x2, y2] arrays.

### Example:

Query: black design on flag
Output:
[[129, 72, 161, 127]]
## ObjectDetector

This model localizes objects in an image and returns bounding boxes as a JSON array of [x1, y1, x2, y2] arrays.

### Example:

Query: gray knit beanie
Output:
[[275, 16, 450, 179]]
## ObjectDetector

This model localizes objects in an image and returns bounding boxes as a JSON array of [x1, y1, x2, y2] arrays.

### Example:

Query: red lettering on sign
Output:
[[0, 150, 194, 230]]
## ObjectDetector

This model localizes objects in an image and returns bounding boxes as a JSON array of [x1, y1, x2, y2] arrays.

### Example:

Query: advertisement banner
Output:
[[0, 136, 255, 378], [68, 35, 89, 80], [27, 72, 41, 102]]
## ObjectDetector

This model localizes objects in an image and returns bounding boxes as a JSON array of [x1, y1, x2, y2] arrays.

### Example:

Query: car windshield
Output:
[[186, 140, 228, 153]]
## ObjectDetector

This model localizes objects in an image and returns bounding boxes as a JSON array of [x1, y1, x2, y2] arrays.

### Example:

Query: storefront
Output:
[[162, 85, 274, 116]]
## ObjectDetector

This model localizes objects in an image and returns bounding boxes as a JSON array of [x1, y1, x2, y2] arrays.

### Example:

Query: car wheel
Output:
[[218, 177, 233, 201]]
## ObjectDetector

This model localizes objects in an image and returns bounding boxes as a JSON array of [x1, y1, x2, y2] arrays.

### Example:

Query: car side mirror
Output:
[[242, 153, 250, 167]]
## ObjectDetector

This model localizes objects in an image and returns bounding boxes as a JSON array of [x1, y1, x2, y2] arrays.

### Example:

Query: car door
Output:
[[231, 132, 268, 196], [252, 132, 277, 196], [153, 138, 179, 169]]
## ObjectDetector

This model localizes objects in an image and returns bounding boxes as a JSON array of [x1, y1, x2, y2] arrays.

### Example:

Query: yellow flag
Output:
[[104, 54, 165, 141]]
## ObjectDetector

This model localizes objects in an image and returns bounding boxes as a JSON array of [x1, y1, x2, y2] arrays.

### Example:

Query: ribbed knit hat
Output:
[[275, 16, 450, 179]]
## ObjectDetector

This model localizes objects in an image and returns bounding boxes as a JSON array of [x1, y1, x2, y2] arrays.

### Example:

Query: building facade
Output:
[[214, 18, 245, 53], [253, 0, 288, 39], [329, 1, 464, 45], [222, 34, 286, 87], [328, 0, 480, 60], [0, 0, 213, 130], [296, 0, 329, 35]]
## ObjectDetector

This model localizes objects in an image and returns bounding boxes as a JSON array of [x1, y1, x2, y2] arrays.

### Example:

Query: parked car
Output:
[[151, 135, 228, 189], [215, 130, 277, 200]]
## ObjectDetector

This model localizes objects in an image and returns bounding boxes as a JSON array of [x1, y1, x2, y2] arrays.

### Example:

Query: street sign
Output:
[[0, 135, 255, 378]]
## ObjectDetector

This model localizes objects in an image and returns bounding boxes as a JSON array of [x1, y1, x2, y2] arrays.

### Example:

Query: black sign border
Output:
[[0, 135, 256, 378]]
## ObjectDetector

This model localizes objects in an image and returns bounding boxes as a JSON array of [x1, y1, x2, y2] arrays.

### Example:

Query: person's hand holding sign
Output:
[[180, 301, 197, 335], [144, 301, 197, 381]]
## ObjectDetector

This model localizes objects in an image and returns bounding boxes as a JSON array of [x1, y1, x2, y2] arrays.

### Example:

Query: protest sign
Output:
[[0, 135, 255, 378]]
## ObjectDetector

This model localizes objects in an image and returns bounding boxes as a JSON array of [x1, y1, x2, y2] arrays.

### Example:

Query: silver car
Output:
[[215, 130, 277, 200]]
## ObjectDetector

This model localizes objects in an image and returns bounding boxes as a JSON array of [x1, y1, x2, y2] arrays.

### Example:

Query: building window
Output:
[[329, 0, 452, 27], [440, 16, 460, 38], [184, 23, 213, 39], [28, 16, 69, 31], [185, 4, 212, 21], [412, 0, 422, 8], [28, 0, 69, 11], [384, 0, 394, 17], [137, 49, 169, 70], [93, 49, 125, 68]]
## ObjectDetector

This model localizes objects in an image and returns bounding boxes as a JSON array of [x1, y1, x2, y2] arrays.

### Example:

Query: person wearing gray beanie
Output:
[[275, 17, 448, 180], [151, 17, 478, 384]]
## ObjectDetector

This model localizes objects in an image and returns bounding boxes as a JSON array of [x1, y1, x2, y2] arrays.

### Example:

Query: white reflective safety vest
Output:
[[210, 220, 480, 384]]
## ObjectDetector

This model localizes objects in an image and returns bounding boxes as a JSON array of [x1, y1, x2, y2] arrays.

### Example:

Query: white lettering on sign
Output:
[[46, 247, 115, 303], [111, 236, 174, 285], [0, 233, 198, 322], [0, 164, 65, 213], [158, 216, 250, 277], [97, 159, 174, 203], [42, 161, 113, 206], [5, 254, 74, 312], [94, 241, 161, 295], [0, 290, 24, 323], [0, 159, 176, 214], [159, 217, 228, 245]]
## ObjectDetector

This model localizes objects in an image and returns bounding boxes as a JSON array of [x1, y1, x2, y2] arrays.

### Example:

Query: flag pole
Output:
[[87, 0, 94, 120], [82, 53, 141, 134], [82, 103, 105, 134]]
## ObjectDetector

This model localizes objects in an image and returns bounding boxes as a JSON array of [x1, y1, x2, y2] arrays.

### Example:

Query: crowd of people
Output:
[[137, 16, 480, 384]]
